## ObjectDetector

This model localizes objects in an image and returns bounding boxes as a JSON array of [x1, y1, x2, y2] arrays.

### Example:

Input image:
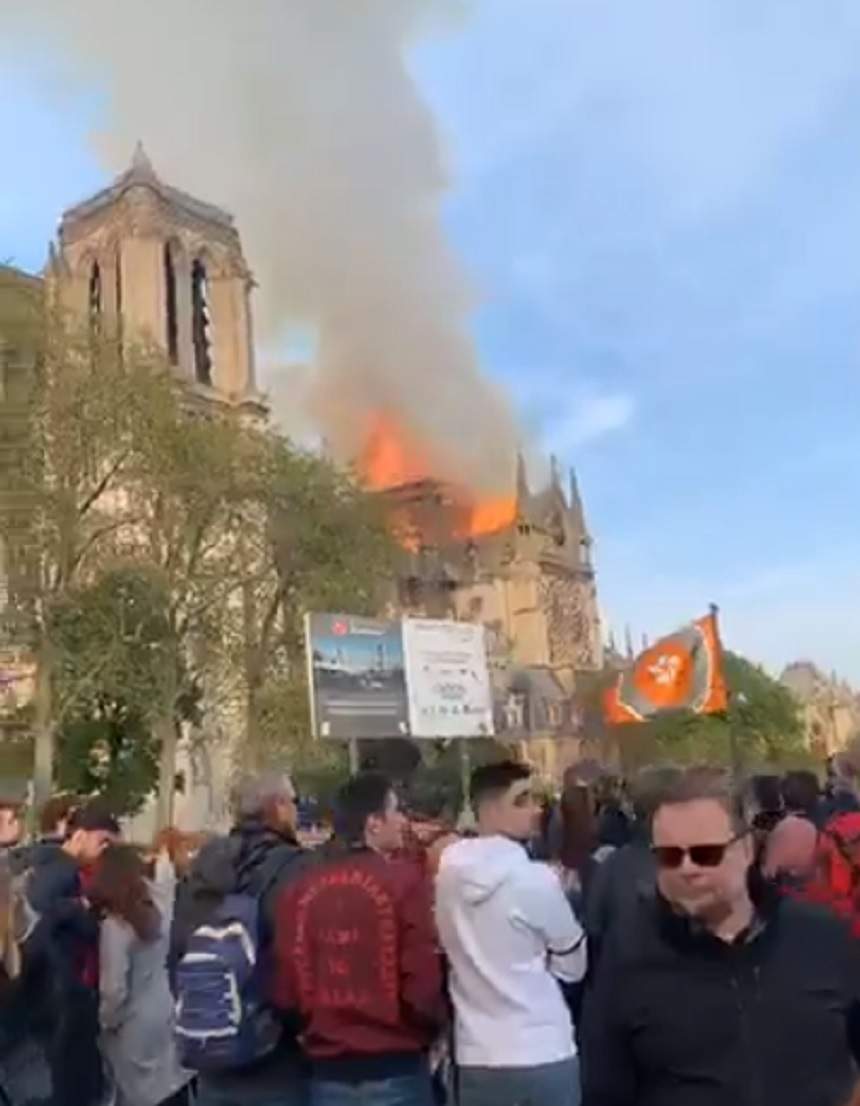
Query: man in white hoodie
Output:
[[436, 760, 587, 1106]]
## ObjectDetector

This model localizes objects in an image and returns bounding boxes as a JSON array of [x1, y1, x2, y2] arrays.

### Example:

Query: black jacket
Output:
[[582, 892, 860, 1106], [584, 833, 655, 967], [20, 847, 102, 1106], [170, 818, 307, 1093]]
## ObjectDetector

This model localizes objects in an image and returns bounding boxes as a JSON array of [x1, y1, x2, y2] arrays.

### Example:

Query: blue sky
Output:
[[2, 0, 859, 682]]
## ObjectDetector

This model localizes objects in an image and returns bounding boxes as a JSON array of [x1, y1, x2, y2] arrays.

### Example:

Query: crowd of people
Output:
[[0, 748, 859, 1106]]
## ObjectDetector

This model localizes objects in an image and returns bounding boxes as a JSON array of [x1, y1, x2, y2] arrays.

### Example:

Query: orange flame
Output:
[[358, 413, 516, 540], [466, 495, 516, 537], [360, 413, 429, 490]]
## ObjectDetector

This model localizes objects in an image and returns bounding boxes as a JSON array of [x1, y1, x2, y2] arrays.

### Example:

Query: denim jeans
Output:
[[309, 1071, 435, 1106], [196, 1079, 309, 1106], [457, 1057, 580, 1106]]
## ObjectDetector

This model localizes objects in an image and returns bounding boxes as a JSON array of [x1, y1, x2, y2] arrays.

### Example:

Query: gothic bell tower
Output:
[[47, 144, 265, 415]]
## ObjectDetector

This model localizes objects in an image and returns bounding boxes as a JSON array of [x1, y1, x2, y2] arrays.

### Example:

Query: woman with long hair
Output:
[[0, 858, 53, 1106], [90, 845, 191, 1106]]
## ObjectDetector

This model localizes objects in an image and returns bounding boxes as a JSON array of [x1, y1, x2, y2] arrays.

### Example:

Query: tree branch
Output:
[[76, 450, 130, 519]]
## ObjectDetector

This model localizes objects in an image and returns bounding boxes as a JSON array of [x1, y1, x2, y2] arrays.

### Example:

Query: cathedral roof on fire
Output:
[[61, 143, 236, 234]]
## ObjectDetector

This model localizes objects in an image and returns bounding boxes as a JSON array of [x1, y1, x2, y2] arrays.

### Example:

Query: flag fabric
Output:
[[604, 611, 728, 725]]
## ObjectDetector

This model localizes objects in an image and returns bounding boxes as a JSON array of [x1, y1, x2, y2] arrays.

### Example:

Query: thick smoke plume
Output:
[[5, 0, 518, 493]]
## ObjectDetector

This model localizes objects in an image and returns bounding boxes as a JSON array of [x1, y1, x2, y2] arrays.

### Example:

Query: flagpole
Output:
[[711, 603, 740, 779]]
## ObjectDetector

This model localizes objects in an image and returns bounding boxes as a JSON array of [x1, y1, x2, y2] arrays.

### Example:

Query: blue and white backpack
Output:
[[174, 856, 288, 1071]]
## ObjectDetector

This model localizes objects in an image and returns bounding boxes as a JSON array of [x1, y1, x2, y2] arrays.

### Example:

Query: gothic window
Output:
[[0, 533, 8, 614], [504, 692, 527, 732], [164, 244, 179, 365], [191, 258, 213, 386], [546, 701, 563, 729], [115, 251, 123, 348], [88, 261, 102, 334]]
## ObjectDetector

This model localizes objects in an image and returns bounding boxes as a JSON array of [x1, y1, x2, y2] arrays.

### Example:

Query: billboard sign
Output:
[[402, 618, 495, 738], [305, 613, 410, 739]]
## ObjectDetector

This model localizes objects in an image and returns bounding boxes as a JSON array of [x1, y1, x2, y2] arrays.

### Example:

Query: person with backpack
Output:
[[91, 844, 192, 1106], [273, 772, 446, 1106], [799, 807, 860, 938], [171, 771, 307, 1106]]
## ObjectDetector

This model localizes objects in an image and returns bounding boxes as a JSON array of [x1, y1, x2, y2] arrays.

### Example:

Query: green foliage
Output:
[[3, 303, 395, 807], [254, 673, 349, 809], [49, 565, 179, 815], [50, 565, 176, 709], [404, 739, 513, 818], [238, 432, 396, 769], [616, 651, 808, 772], [265, 437, 394, 634], [56, 708, 158, 817]]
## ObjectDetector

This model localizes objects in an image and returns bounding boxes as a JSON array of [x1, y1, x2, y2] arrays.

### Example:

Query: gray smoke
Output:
[[4, 0, 518, 493]]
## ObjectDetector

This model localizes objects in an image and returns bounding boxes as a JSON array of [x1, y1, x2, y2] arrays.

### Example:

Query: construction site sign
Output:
[[402, 618, 495, 739], [305, 613, 410, 739]]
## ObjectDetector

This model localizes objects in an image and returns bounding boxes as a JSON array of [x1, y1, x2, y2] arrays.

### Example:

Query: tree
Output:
[[7, 305, 182, 806], [229, 432, 395, 772], [49, 564, 185, 815], [613, 652, 808, 772]]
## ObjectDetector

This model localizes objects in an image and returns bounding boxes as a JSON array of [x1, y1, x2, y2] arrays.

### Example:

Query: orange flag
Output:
[[604, 610, 728, 725]]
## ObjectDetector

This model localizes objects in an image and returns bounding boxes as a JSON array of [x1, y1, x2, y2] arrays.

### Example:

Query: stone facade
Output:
[[1, 152, 266, 833], [3, 149, 606, 804], [381, 458, 604, 782], [0, 266, 42, 737], [781, 662, 860, 757], [47, 144, 265, 416]]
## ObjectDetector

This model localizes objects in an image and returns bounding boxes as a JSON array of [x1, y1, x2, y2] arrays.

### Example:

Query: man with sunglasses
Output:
[[582, 765, 860, 1106]]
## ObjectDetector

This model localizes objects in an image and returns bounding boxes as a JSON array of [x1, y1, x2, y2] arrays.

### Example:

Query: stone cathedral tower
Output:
[[47, 144, 265, 416]]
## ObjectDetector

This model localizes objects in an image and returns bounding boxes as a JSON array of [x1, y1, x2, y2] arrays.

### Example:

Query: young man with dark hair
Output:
[[38, 794, 77, 844], [24, 800, 120, 1106], [582, 765, 860, 1106], [0, 800, 23, 851], [273, 771, 445, 1106], [436, 760, 586, 1106]]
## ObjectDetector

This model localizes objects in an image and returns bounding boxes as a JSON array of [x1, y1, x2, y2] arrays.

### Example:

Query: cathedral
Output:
[[46, 142, 264, 418], [1, 148, 605, 813], [378, 456, 603, 780]]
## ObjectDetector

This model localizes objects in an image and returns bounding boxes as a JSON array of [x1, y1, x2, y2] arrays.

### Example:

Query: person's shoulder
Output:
[[102, 912, 135, 944], [776, 895, 852, 940], [376, 852, 429, 891], [518, 856, 563, 891], [598, 892, 664, 967], [266, 839, 307, 881], [27, 847, 78, 904]]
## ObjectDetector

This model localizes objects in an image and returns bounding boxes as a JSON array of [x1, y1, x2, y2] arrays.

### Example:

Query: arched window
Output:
[[191, 258, 213, 386], [164, 243, 178, 365], [88, 261, 102, 334], [0, 533, 8, 615], [115, 250, 123, 346]]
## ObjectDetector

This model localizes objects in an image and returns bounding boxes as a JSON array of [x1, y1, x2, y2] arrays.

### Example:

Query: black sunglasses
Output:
[[652, 831, 748, 870]]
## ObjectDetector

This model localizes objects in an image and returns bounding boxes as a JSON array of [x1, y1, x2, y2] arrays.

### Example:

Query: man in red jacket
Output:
[[273, 772, 445, 1106]]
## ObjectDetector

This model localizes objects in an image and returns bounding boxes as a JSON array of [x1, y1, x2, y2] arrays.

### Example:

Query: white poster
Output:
[[402, 618, 495, 738]]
